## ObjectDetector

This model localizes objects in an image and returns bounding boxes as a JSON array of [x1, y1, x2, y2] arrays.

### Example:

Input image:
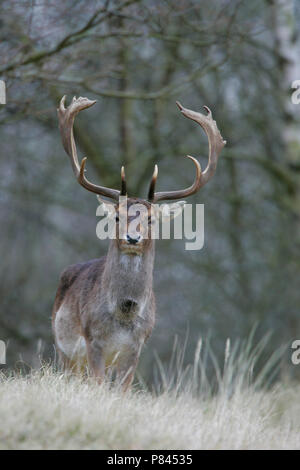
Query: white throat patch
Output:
[[120, 254, 142, 272]]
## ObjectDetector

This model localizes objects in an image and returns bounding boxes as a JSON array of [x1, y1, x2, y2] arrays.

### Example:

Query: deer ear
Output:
[[157, 201, 186, 221], [96, 195, 116, 219]]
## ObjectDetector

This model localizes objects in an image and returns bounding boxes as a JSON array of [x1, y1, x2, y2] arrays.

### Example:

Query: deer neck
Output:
[[102, 241, 155, 312]]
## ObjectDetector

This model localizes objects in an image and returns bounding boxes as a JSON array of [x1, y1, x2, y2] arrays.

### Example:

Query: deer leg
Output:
[[86, 338, 105, 384], [57, 347, 75, 373], [116, 352, 140, 392], [56, 346, 87, 376]]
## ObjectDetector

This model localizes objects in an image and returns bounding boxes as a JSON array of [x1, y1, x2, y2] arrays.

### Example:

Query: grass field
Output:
[[0, 336, 299, 450]]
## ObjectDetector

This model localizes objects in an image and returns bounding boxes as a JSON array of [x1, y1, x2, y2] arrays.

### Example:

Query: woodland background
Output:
[[0, 0, 299, 383]]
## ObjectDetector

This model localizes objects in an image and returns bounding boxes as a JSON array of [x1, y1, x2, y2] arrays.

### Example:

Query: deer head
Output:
[[57, 96, 226, 254]]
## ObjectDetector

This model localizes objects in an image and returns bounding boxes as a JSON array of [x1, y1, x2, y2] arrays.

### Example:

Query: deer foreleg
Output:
[[86, 339, 105, 384], [116, 351, 140, 392]]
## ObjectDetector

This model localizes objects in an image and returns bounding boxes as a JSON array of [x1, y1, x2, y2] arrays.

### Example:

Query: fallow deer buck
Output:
[[52, 95, 225, 390]]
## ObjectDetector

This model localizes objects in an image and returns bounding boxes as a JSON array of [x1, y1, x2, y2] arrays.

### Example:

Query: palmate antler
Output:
[[57, 96, 126, 201], [58, 96, 225, 203], [147, 102, 226, 202]]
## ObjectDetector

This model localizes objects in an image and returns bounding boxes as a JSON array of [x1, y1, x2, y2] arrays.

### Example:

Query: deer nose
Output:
[[126, 234, 141, 245]]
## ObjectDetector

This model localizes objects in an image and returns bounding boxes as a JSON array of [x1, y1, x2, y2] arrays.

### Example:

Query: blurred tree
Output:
[[0, 0, 299, 381]]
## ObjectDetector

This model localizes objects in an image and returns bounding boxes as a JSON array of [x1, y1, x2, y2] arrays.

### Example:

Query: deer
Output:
[[52, 95, 225, 390]]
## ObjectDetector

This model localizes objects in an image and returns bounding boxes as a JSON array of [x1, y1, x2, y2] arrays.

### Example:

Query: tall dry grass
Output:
[[0, 334, 299, 450]]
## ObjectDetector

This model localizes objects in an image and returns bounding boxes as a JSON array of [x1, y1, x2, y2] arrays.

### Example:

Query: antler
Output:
[[148, 102, 226, 202], [58, 96, 126, 201]]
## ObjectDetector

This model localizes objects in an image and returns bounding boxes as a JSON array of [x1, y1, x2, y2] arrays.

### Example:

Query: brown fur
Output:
[[52, 199, 156, 390]]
